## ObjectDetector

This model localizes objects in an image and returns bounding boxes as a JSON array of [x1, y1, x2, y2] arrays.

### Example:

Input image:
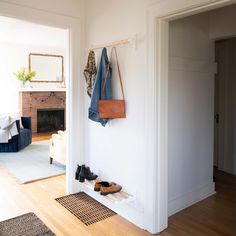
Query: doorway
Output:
[[145, 0, 236, 233], [0, 2, 83, 195], [0, 15, 68, 185], [168, 10, 216, 217], [214, 37, 236, 175], [167, 1, 236, 228]]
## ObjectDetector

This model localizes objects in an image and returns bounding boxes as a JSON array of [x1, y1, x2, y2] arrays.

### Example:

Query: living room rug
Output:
[[0, 140, 65, 184], [0, 212, 55, 236], [55, 192, 117, 225]]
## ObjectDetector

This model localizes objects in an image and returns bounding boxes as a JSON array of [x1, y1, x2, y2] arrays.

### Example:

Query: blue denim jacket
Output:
[[88, 48, 112, 126]]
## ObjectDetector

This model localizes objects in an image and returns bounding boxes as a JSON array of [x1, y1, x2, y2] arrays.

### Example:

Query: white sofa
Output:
[[49, 130, 66, 165]]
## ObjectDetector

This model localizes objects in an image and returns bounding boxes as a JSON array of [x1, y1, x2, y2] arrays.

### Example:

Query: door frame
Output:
[[145, 0, 236, 233], [0, 1, 85, 194]]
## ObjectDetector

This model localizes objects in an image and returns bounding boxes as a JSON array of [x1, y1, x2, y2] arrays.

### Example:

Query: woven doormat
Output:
[[0, 212, 55, 236], [55, 192, 116, 225]]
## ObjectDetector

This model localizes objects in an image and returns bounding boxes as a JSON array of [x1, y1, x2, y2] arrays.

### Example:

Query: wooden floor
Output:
[[32, 132, 53, 142], [0, 167, 151, 236], [163, 169, 236, 236], [0, 153, 235, 235]]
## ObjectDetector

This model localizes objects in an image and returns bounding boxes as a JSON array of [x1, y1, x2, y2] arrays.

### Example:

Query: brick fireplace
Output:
[[19, 91, 66, 133]]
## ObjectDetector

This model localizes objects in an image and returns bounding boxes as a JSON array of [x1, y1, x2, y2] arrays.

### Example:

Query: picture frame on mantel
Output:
[[29, 53, 64, 83]]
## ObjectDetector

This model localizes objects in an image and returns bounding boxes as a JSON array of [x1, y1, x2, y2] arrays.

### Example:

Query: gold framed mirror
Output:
[[29, 53, 64, 83]]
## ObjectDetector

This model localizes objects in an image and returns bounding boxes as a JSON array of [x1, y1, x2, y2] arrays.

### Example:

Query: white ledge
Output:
[[80, 179, 134, 204], [19, 87, 66, 92]]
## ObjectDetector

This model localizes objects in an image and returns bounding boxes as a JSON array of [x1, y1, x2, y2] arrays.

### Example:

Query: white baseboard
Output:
[[168, 182, 215, 216]]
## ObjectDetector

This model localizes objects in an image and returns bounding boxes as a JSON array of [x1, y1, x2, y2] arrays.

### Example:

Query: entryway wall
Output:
[[84, 0, 149, 229], [168, 3, 236, 216]]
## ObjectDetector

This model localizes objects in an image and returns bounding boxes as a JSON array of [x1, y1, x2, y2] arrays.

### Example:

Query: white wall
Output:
[[168, 13, 215, 215], [84, 0, 151, 229], [0, 42, 66, 113], [0, 16, 68, 48]]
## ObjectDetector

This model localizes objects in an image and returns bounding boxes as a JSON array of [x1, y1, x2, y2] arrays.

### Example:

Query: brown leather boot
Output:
[[100, 183, 122, 195]]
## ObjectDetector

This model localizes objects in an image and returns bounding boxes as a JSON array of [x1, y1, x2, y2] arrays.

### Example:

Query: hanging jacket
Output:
[[88, 48, 112, 126], [84, 50, 97, 97]]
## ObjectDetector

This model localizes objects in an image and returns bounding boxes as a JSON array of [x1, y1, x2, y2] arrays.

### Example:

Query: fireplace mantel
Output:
[[19, 87, 66, 92], [19, 91, 66, 133]]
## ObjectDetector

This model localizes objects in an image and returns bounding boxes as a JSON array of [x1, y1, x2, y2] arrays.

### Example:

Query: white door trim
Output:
[[0, 1, 85, 194], [145, 0, 235, 233]]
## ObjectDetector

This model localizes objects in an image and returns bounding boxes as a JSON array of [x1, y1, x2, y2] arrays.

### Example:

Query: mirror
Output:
[[29, 53, 64, 83]]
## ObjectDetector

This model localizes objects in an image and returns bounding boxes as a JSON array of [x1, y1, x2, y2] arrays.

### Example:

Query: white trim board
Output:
[[145, 0, 236, 234], [168, 183, 216, 216], [0, 1, 85, 194]]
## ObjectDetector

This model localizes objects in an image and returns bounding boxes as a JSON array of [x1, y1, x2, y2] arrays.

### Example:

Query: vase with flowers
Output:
[[14, 67, 36, 87]]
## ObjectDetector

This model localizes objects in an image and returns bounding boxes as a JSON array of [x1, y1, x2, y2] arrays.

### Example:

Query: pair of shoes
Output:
[[75, 164, 98, 182], [94, 181, 122, 195]]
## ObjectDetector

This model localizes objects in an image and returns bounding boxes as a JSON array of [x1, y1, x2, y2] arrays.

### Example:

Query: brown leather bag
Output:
[[98, 47, 126, 119]]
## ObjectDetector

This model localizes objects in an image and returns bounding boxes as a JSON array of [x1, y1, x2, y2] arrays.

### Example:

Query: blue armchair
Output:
[[0, 116, 32, 152]]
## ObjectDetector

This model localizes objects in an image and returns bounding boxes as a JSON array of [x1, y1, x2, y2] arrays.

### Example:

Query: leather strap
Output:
[[101, 47, 125, 100]]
